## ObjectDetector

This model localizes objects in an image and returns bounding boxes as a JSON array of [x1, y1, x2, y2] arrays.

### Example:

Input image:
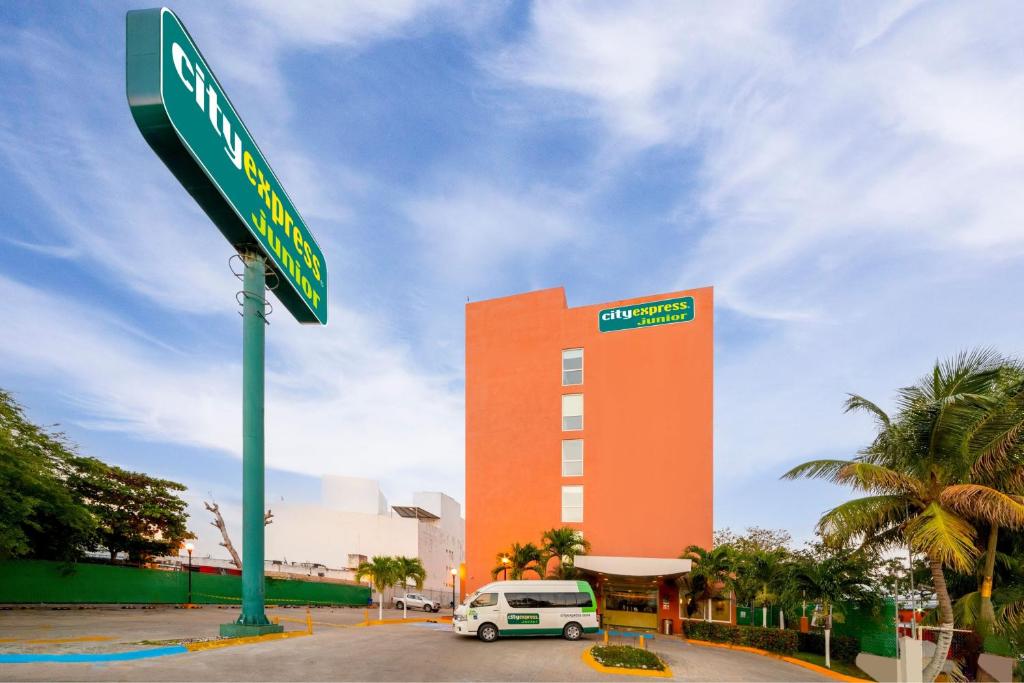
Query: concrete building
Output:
[[262, 476, 464, 598], [465, 286, 713, 632]]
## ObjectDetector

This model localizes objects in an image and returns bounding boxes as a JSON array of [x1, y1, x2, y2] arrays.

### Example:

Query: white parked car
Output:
[[393, 593, 441, 612]]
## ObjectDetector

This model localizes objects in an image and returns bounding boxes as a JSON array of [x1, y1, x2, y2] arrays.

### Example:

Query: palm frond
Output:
[[904, 503, 978, 572], [780, 459, 858, 482], [940, 485, 1024, 529], [816, 495, 907, 547], [844, 394, 891, 428]]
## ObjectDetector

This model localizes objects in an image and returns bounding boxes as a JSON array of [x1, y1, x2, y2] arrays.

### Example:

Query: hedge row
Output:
[[683, 621, 799, 654], [797, 631, 859, 664]]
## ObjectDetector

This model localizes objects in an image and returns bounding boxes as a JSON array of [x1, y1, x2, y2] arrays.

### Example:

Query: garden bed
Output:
[[590, 645, 666, 672]]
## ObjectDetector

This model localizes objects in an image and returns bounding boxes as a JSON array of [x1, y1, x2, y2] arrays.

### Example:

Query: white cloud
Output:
[[493, 0, 1024, 488], [0, 274, 463, 504], [404, 179, 584, 285]]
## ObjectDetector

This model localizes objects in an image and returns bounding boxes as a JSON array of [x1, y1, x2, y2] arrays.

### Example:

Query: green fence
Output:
[[833, 599, 898, 658], [0, 560, 369, 606]]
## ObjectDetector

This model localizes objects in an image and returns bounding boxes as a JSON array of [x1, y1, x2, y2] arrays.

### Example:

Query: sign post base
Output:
[[219, 622, 284, 638]]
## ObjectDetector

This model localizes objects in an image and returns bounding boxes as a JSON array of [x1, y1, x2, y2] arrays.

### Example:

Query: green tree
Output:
[[394, 556, 427, 591], [492, 542, 543, 580], [540, 526, 591, 579], [0, 390, 94, 561], [783, 350, 1024, 681], [67, 456, 192, 564], [680, 544, 733, 620], [786, 543, 878, 626], [356, 555, 398, 620]]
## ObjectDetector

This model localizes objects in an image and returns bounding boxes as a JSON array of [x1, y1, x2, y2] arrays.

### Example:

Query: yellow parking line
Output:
[[184, 631, 311, 652]]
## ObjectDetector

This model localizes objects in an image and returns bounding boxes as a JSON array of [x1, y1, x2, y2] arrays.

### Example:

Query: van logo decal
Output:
[[507, 613, 540, 625]]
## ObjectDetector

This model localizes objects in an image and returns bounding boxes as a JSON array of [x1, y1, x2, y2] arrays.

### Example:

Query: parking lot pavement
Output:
[[0, 608, 831, 681]]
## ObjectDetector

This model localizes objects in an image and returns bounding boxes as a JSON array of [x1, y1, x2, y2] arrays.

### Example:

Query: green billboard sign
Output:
[[126, 8, 327, 324], [599, 296, 694, 332]]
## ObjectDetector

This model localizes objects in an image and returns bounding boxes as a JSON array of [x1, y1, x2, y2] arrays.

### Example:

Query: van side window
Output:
[[470, 593, 497, 608], [505, 592, 593, 608]]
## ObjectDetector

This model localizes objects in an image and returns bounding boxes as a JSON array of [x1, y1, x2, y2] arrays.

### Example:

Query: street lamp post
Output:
[[501, 556, 510, 581], [185, 542, 195, 605], [450, 567, 458, 616]]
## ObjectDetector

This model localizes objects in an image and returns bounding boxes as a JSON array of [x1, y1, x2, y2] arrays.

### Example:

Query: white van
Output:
[[452, 580, 599, 642]]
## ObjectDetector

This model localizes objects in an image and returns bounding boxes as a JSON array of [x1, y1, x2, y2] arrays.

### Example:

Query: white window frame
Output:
[[561, 439, 583, 477], [561, 485, 583, 523], [561, 393, 583, 431], [562, 348, 583, 386]]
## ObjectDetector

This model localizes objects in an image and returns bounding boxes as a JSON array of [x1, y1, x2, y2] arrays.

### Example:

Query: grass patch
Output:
[[790, 651, 874, 680], [591, 645, 666, 671]]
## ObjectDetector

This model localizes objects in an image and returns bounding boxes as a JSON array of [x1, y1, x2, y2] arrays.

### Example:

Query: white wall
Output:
[[322, 475, 390, 515], [266, 504, 419, 569]]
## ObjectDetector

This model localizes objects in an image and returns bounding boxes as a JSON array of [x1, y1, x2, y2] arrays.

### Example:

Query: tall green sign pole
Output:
[[127, 8, 328, 637], [240, 253, 269, 630]]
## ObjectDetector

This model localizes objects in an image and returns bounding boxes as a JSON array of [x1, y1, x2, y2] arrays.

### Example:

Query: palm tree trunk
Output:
[[977, 525, 998, 640], [922, 558, 955, 682]]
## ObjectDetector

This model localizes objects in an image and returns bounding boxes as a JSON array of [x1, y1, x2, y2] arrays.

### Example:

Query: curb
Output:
[[185, 630, 311, 652], [358, 616, 453, 627], [581, 646, 673, 678], [682, 639, 865, 682]]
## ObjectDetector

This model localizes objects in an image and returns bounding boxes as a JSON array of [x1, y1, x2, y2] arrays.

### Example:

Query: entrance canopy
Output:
[[574, 556, 692, 581]]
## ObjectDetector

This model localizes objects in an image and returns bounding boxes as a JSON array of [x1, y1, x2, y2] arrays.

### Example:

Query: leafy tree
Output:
[[785, 543, 878, 626], [714, 527, 793, 555], [540, 526, 591, 579], [0, 390, 94, 561], [783, 349, 1024, 681], [680, 544, 733, 620], [492, 542, 543, 580], [394, 556, 427, 591], [67, 456, 192, 564]]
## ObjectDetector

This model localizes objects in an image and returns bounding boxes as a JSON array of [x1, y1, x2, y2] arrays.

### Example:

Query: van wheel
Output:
[[395, 601, 404, 610], [424, 604, 433, 612], [478, 623, 499, 642], [563, 622, 583, 641]]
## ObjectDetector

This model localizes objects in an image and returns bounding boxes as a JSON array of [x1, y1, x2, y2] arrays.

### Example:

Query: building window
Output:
[[561, 394, 583, 431], [561, 440, 583, 476], [561, 485, 583, 522], [562, 349, 583, 385]]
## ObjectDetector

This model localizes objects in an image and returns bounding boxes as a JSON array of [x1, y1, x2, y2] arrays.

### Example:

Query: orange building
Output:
[[465, 285, 714, 633]]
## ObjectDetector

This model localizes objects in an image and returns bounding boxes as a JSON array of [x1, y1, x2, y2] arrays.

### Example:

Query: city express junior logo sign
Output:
[[507, 613, 540, 625], [127, 8, 327, 324], [599, 296, 694, 332]]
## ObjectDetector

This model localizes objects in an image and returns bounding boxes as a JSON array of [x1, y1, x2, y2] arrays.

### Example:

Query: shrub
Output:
[[683, 621, 798, 654], [797, 630, 859, 664], [591, 645, 665, 671]]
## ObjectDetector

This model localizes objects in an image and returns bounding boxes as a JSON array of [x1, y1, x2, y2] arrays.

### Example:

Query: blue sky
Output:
[[2, 1, 1023, 558]]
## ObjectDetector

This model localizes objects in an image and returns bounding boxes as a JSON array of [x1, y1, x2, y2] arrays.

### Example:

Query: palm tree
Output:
[[680, 544, 733, 621], [394, 556, 427, 591], [783, 349, 1024, 681], [540, 527, 591, 579], [748, 549, 788, 627], [356, 555, 398, 621], [492, 542, 543, 580]]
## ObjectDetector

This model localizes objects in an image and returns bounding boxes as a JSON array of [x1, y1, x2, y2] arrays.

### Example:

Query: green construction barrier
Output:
[[0, 560, 369, 606], [736, 606, 752, 626]]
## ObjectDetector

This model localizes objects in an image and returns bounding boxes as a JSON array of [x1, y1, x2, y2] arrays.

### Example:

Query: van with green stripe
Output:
[[452, 580, 599, 642]]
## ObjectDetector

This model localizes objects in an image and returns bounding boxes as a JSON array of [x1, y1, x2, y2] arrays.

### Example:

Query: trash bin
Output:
[[662, 619, 673, 635]]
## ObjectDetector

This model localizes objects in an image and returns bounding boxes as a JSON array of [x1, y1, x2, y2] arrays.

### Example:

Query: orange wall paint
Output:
[[465, 286, 713, 593]]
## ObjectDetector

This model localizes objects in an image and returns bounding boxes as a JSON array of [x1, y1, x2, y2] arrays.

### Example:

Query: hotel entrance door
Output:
[[602, 584, 659, 630]]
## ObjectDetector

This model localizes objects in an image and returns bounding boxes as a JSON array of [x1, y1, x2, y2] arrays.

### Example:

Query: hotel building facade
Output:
[[465, 286, 714, 633]]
